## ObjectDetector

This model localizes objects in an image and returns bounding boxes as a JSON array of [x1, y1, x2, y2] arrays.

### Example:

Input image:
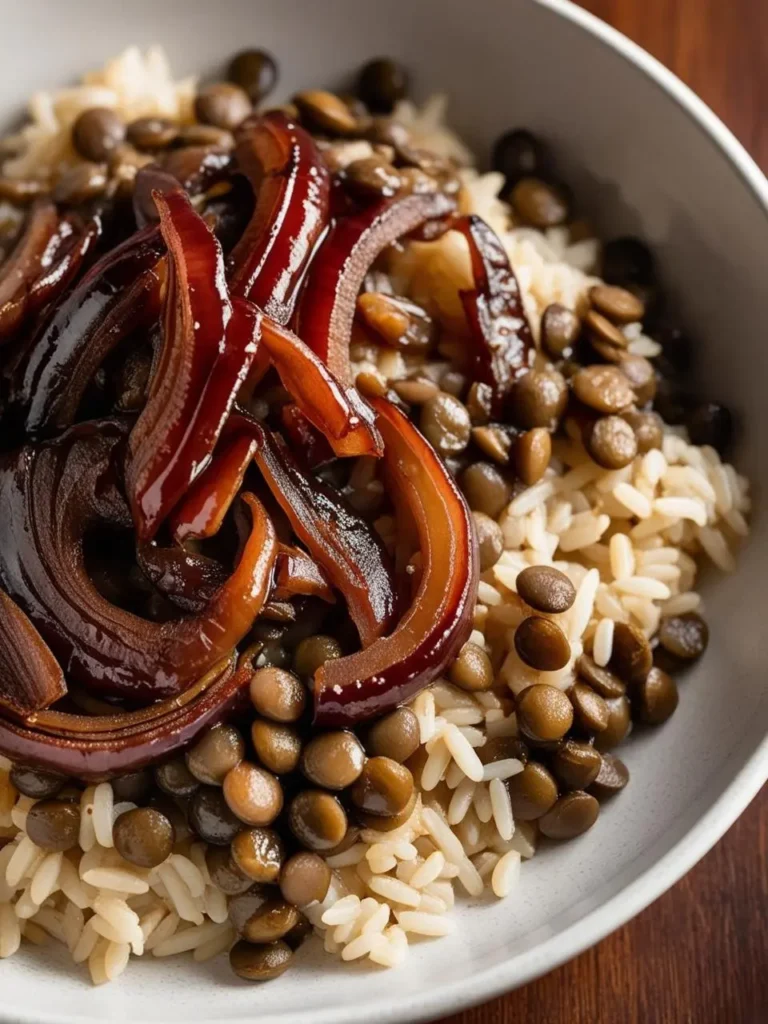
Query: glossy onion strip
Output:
[[261, 316, 382, 457], [254, 424, 397, 647], [0, 655, 254, 781], [274, 544, 334, 604], [0, 590, 67, 718], [0, 201, 60, 343], [170, 432, 259, 543], [0, 422, 277, 702], [229, 111, 330, 322], [314, 397, 478, 726], [136, 542, 229, 613], [133, 148, 233, 227], [295, 190, 456, 382], [456, 214, 534, 416], [126, 190, 261, 540], [18, 222, 166, 435]]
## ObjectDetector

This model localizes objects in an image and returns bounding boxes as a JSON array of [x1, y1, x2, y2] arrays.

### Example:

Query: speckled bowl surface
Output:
[[0, 1, 766, 1021]]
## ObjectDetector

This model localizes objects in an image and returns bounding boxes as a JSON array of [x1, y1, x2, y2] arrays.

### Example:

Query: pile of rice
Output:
[[0, 49, 750, 982]]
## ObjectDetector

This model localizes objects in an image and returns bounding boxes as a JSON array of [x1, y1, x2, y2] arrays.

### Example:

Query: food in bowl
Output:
[[0, 43, 749, 985]]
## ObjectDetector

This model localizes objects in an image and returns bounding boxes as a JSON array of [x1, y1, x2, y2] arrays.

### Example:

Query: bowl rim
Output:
[[3, 2, 768, 1023]]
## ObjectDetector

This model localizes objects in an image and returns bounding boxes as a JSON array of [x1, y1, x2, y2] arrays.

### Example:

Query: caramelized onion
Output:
[[0, 422, 277, 702], [125, 190, 260, 540], [0, 655, 253, 780], [17, 222, 165, 435], [0, 201, 60, 343], [456, 214, 534, 415], [295, 190, 456, 382], [0, 590, 67, 718], [314, 397, 478, 725]]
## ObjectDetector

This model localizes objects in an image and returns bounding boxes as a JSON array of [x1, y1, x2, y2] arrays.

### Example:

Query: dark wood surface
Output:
[[439, 3, 768, 1022]]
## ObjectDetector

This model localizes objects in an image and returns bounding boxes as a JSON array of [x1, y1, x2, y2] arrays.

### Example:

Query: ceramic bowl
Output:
[[1, 1, 766, 1021]]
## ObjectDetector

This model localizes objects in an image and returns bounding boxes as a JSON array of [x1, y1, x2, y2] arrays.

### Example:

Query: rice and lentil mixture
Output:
[[0, 45, 750, 985]]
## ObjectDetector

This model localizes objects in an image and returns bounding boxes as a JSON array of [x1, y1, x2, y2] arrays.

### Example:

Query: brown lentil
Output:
[[571, 365, 635, 415], [460, 461, 511, 518], [492, 128, 547, 187], [506, 761, 559, 820], [345, 156, 401, 199], [514, 427, 552, 486], [541, 303, 580, 358], [516, 683, 574, 742], [471, 425, 511, 464], [292, 635, 342, 679], [658, 613, 709, 661], [350, 757, 414, 817], [177, 124, 235, 148], [538, 791, 600, 839], [449, 641, 494, 692], [516, 565, 577, 614], [185, 724, 245, 786], [391, 377, 439, 404], [205, 846, 252, 895], [25, 800, 80, 851], [112, 807, 174, 868], [232, 893, 300, 944], [154, 759, 200, 799], [231, 827, 284, 883], [294, 90, 358, 135], [584, 308, 628, 353], [111, 770, 152, 805], [249, 667, 306, 722], [509, 369, 568, 429], [636, 667, 679, 725], [622, 409, 664, 453], [53, 162, 108, 205], [301, 731, 366, 790], [439, 369, 467, 397], [280, 851, 332, 907], [589, 753, 630, 798], [357, 58, 409, 114], [589, 283, 645, 324], [594, 695, 632, 751], [467, 381, 493, 425], [356, 787, 418, 833], [586, 414, 638, 469], [569, 682, 610, 733], [189, 786, 243, 845], [551, 740, 603, 791], [576, 654, 626, 698], [478, 736, 529, 766], [511, 177, 568, 228], [472, 511, 504, 571], [619, 354, 657, 406], [611, 622, 653, 685], [195, 83, 251, 131], [126, 117, 178, 150], [420, 393, 471, 455], [229, 939, 293, 982], [227, 49, 278, 104], [9, 766, 65, 800], [223, 762, 284, 827], [289, 790, 348, 851], [251, 719, 303, 775], [514, 617, 572, 672], [366, 707, 421, 763], [72, 107, 125, 162]]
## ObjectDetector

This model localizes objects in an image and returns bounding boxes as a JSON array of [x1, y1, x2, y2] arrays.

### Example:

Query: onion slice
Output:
[[0, 590, 67, 718], [314, 396, 478, 725], [295, 190, 456, 382]]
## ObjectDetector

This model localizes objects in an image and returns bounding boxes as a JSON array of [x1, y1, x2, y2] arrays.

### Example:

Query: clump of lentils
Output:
[[0, 49, 725, 982]]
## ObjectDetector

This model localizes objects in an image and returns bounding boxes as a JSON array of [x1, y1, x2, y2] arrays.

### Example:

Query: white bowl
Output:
[[1, 1, 767, 1021]]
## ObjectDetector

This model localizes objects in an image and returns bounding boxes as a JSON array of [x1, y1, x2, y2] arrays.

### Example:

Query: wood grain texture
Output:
[[438, 3, 768, 1022]]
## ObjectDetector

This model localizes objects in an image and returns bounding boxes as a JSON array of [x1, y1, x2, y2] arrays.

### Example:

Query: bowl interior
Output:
[[1, 1, 766, 1021]]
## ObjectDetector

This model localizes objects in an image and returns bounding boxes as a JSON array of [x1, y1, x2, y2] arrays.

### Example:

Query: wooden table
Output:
[[440, 2, 768, 1021]]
